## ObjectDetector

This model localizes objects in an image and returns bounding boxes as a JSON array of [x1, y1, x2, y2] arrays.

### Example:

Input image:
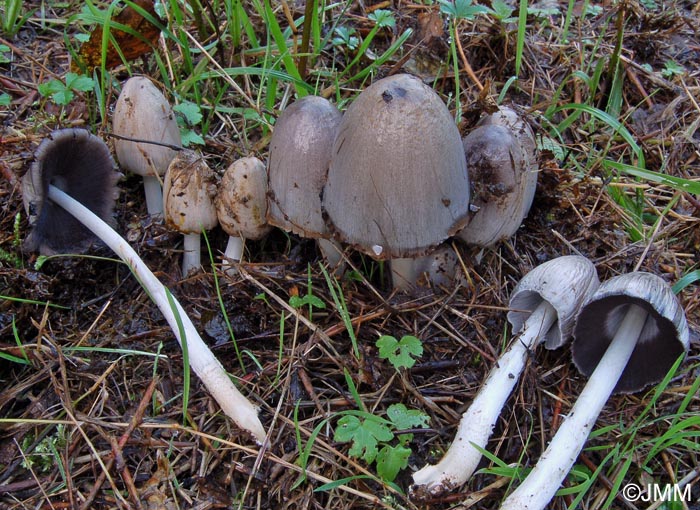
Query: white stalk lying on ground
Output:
[[499, 305, 647, 510], [412, 301, 557, 492], [48, 184, 266, 444]]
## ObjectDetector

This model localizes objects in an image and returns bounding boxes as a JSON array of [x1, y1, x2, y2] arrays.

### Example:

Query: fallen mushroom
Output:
[[267, 95, 344, 268], [411, 255, 599, 496], [23, 129, 266, 443], [459, 107, 538, 247], [215, 156, 271, 274], [500, 271, 689, 510], [113, 76, 182, 216], [163, 149, 219, 276], [322, 74, 470, 291]]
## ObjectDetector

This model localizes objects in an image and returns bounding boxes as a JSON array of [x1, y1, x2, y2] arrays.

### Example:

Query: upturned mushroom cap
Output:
[[572, 271, 689, 393], [216, 157, 271, 240], [267, 96, 342, 238], [113, 76, 181, 178], [322, 73, 470, 259], [163, 150, 218, 234], [508, 255, 600, 349], [459, 108, 538, 247], [22, 128, 119, 255]]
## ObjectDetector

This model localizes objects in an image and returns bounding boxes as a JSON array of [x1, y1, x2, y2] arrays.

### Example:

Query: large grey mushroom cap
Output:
[[322, 73, 470, 259], [163, 149, 218, 234], [217, 157, 271, 240], [267, 96, 342, 238], [459, 108, 538, 247], [113, 76, 181, 177], [572, 271, 689, 393], [23, 128, 120, 255], [508, 255, 600, 349]]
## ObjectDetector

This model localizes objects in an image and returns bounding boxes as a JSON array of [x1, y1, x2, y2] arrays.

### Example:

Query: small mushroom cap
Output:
[[267, 96, 342, 238], [163, 149, 218, 234], [572, 271, 689, 393], [113, 76, 181, 177], [216, 157, 271, 240], [322, 73, 470, 259], [508, 255, 600, 349], [22, 128, 120, 255], [415, 243, 461, 289]]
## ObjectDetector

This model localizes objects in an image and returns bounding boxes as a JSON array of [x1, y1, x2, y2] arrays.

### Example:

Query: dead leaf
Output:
[[72, 0, 162, 72]]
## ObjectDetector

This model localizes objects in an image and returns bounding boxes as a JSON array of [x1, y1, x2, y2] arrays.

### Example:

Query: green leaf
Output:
[[439, 0, 490, 20], [376, 334, 423, 369], [661, 59, 684, 78], [174, 101, 203, 126], [490, 0, 514, 19], [64, 72, 95, 92], [368, 9, 396, 28], [179, 128, 204, 147], [334, 414, 394, 464], [0, 92, 9, 106], [376, 443, 411, 482], [386, 403, 429, 430]]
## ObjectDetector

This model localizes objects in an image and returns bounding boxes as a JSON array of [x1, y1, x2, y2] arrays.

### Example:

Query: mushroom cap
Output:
[[572, 271, 689, 393], [163, 149, 218, 234], [459, 108, 538, 247], [216, 157, 271, 240], [267, 96, 342, 238], [322, 73, 470, 259], [415, 243, 460, 289], [22, 128, 120, 255], [113, 76, 181, 177], [508, 255, 600, 349]]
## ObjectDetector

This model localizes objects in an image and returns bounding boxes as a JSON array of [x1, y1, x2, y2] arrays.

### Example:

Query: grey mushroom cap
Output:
[[163, 150, 218, 234], [113, 76, 181, 177], [217, 157, 272, 240], [572, 271, 689, 394], [267, 96, 342, 238], [322, 73, 470, 259], [459, 108, 538, 247], [508, 255, 600, 349], [22, 128, 120, 255]]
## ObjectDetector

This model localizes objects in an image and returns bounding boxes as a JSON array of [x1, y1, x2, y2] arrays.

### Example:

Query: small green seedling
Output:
[[376, 334, 423, 370], [661, 59, 685, 78], [289, 265, 326, 321], [38, 72, 95, 106], [173, 101, 205, 146], [332, 26, 359, 51]]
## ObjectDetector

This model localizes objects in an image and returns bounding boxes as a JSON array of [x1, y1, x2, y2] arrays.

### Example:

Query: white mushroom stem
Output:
[[390, 257, 419, 291], [142, 174, 164, 216], [222, 235, 244, 275], [182, 233, 202, 276], [501, 304, 647, 510], [412, 301, 557, 493], [47, 184, 266, 444], [317, 238, 344, 272]]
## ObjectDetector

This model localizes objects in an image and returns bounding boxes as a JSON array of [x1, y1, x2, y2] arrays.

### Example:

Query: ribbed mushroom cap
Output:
[[267, 96, 342, 238], [113, 76, 181, 177], [163, 150, 218, 234], [22, 128, 120, 255], [216, 157, 271, 240], [572, 271, 689, 393], [508, 255, 600, 349], [322, 73, 470, 259]]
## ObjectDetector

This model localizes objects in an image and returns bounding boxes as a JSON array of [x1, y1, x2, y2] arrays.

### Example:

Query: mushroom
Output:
[[22, 128, 120, 255], [458, 107, 538, 247], [215, 156, 271, 274], [163, 149, 219, 276], [322, 74, 470, 291], [267, 95, 343, 268], [113, 76, 182, 216], [414, 243, 461, 289], [501, 271, 689, 510], [22, 129, 266, 443], [411, 255, 599, 496]]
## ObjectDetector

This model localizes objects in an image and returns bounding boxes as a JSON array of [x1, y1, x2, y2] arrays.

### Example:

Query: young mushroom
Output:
[[113, 76, 181, 216], [458, 107, 538, 247], [411, 255, 599, 496], [22, 129, 266, 444], [267, 95, 344, 268], [215, 157, 271, 274], [322, 74, 470, 291], [501, 271, 689, 510], [163, 149, 219, 276]]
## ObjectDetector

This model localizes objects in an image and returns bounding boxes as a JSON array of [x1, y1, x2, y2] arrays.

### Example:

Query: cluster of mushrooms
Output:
[[20, 73, 689, 509]]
